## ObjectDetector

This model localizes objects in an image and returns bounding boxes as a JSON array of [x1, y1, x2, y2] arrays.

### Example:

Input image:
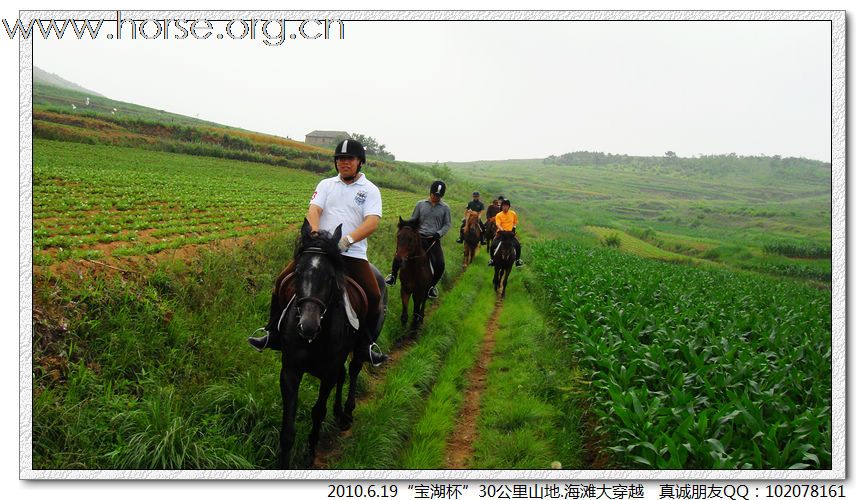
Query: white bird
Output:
[[71, 104, 76, 110], [112, 108, 117, 112], [85, 97, 90, 106]]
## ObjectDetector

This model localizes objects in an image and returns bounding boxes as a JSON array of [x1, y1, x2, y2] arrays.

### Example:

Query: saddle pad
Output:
[[343, 276, 369, 325], [343, 291, 360, 330]]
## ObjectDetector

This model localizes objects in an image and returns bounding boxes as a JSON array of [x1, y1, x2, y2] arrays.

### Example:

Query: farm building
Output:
[[305, 130, 351, 147]]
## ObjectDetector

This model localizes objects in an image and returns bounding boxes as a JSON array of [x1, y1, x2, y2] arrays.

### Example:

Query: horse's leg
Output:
[[333, 362, 346, 427], [279, 365, 303, 469], [307, 374, 336, 467], [400, 287, 409, 326], [502, 267, 511, 299], [342, 351, 365, 428], [410, 290, 424, 333]]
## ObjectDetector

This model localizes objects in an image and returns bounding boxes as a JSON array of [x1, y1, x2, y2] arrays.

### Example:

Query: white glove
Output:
[[338, 235, 354, 252]]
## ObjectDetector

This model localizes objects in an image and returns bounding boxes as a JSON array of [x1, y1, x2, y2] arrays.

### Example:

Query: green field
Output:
[[31, 79, 834, 471], [33, 139, 419, 265], [531, 242, 830, 469]]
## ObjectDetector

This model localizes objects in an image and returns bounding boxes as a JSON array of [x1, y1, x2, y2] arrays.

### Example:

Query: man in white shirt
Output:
[[248, 139, 388, 366]]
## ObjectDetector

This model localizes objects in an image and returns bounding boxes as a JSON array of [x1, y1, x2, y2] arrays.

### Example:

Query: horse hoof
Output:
[[339, 415, 354, 431]]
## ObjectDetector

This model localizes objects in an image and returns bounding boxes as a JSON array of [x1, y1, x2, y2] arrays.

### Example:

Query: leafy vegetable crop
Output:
[[533, 241, 831, 469]]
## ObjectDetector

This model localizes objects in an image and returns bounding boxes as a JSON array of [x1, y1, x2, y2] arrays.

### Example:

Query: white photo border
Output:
[[19, 9, 846, 480]]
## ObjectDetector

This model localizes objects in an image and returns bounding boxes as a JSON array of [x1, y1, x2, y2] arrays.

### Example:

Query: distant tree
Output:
[[665, 151, 677, 158], [351, 133, 394, 160]]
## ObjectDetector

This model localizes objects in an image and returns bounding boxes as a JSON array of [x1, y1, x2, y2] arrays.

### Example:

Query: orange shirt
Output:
[[495, 209, 518, 231]]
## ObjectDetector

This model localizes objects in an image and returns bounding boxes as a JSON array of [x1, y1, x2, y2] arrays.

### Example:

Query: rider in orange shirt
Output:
[[488, 199, 524, 267]]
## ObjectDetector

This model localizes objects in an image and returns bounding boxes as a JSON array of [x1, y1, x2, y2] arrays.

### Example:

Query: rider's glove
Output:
[[338, 235, 355, 252]]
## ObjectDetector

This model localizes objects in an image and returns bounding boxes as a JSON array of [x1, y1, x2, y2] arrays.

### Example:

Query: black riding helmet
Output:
[[333, 139, 366, 171], [430, 180, 446, 198]]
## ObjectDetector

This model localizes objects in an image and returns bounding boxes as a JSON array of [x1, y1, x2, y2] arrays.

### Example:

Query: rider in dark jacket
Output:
[[385, 180, 451, 299], [456, 191, 486, 244]]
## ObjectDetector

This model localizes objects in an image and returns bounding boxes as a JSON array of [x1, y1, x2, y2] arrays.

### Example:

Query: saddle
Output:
[[277, 272, 369, 330]]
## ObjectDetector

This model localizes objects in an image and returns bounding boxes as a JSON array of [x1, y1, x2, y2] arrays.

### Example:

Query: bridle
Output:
[[294, 247, 339, 321], [396, 228, 427, 261]]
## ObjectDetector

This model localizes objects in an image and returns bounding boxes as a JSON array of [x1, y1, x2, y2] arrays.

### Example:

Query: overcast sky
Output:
[[34, 18, 830, 163]]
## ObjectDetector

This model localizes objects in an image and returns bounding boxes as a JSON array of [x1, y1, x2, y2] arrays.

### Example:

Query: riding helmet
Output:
[[472, 191, 480, 196], [333, 139, 366, 165], [430, 180, 446, 198]]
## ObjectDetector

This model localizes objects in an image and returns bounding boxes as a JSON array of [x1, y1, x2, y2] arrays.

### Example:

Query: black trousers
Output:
[[390, 236, 445, 288]]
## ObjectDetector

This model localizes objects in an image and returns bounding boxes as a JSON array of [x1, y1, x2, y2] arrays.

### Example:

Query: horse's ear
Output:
[[398, 216, 405, 228], [301, 218, 312, 237], [332, 223, 343, 241]]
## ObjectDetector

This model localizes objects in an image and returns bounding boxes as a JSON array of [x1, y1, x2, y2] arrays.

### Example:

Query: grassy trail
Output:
[[443, 299, 502, 468]]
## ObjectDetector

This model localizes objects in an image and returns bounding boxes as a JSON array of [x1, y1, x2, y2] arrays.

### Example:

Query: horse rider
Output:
[[384, 180, 451, 299], [488, 199, 524, 267], [456, 191, 486, 245], [248, 138, 389, 366], [486, 196, 503, 224]]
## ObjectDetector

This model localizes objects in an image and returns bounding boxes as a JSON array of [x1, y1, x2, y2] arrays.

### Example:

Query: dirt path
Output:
[[443, 298, 503, 469]]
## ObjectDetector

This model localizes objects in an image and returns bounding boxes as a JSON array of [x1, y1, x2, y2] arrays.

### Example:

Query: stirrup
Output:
[[369, 343, 388, 367], [427, 286, 439, 299], [384, 274, 396, 286], [488, 259, 494, 266], [247, 327, 270, 352], [516, 259, 524, 267]]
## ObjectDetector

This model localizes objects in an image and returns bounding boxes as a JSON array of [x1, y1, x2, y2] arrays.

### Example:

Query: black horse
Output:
[[394, 216, 433, 337], [491, 230, 517, 299], [273, 220, 383, 468]]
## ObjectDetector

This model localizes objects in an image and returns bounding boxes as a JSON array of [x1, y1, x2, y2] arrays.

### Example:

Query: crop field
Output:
[[531, 241, 831, 469], [33, 139, 420, 266]]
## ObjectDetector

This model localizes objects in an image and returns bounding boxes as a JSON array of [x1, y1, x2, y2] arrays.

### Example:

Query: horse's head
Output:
[[466, 210, 480, 225], [395, 216, 422, 264], [292, 219, 345, 342]]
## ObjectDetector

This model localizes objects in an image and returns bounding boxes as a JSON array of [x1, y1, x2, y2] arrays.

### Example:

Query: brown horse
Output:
[[462, 210, 482, 268], [394, 216, 433, 337], [492, 230, 517, 299], [484, 216, 497, 248]]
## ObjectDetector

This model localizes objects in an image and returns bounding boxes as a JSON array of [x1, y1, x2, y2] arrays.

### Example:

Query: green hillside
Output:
[[447, 155, 830, 282]]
